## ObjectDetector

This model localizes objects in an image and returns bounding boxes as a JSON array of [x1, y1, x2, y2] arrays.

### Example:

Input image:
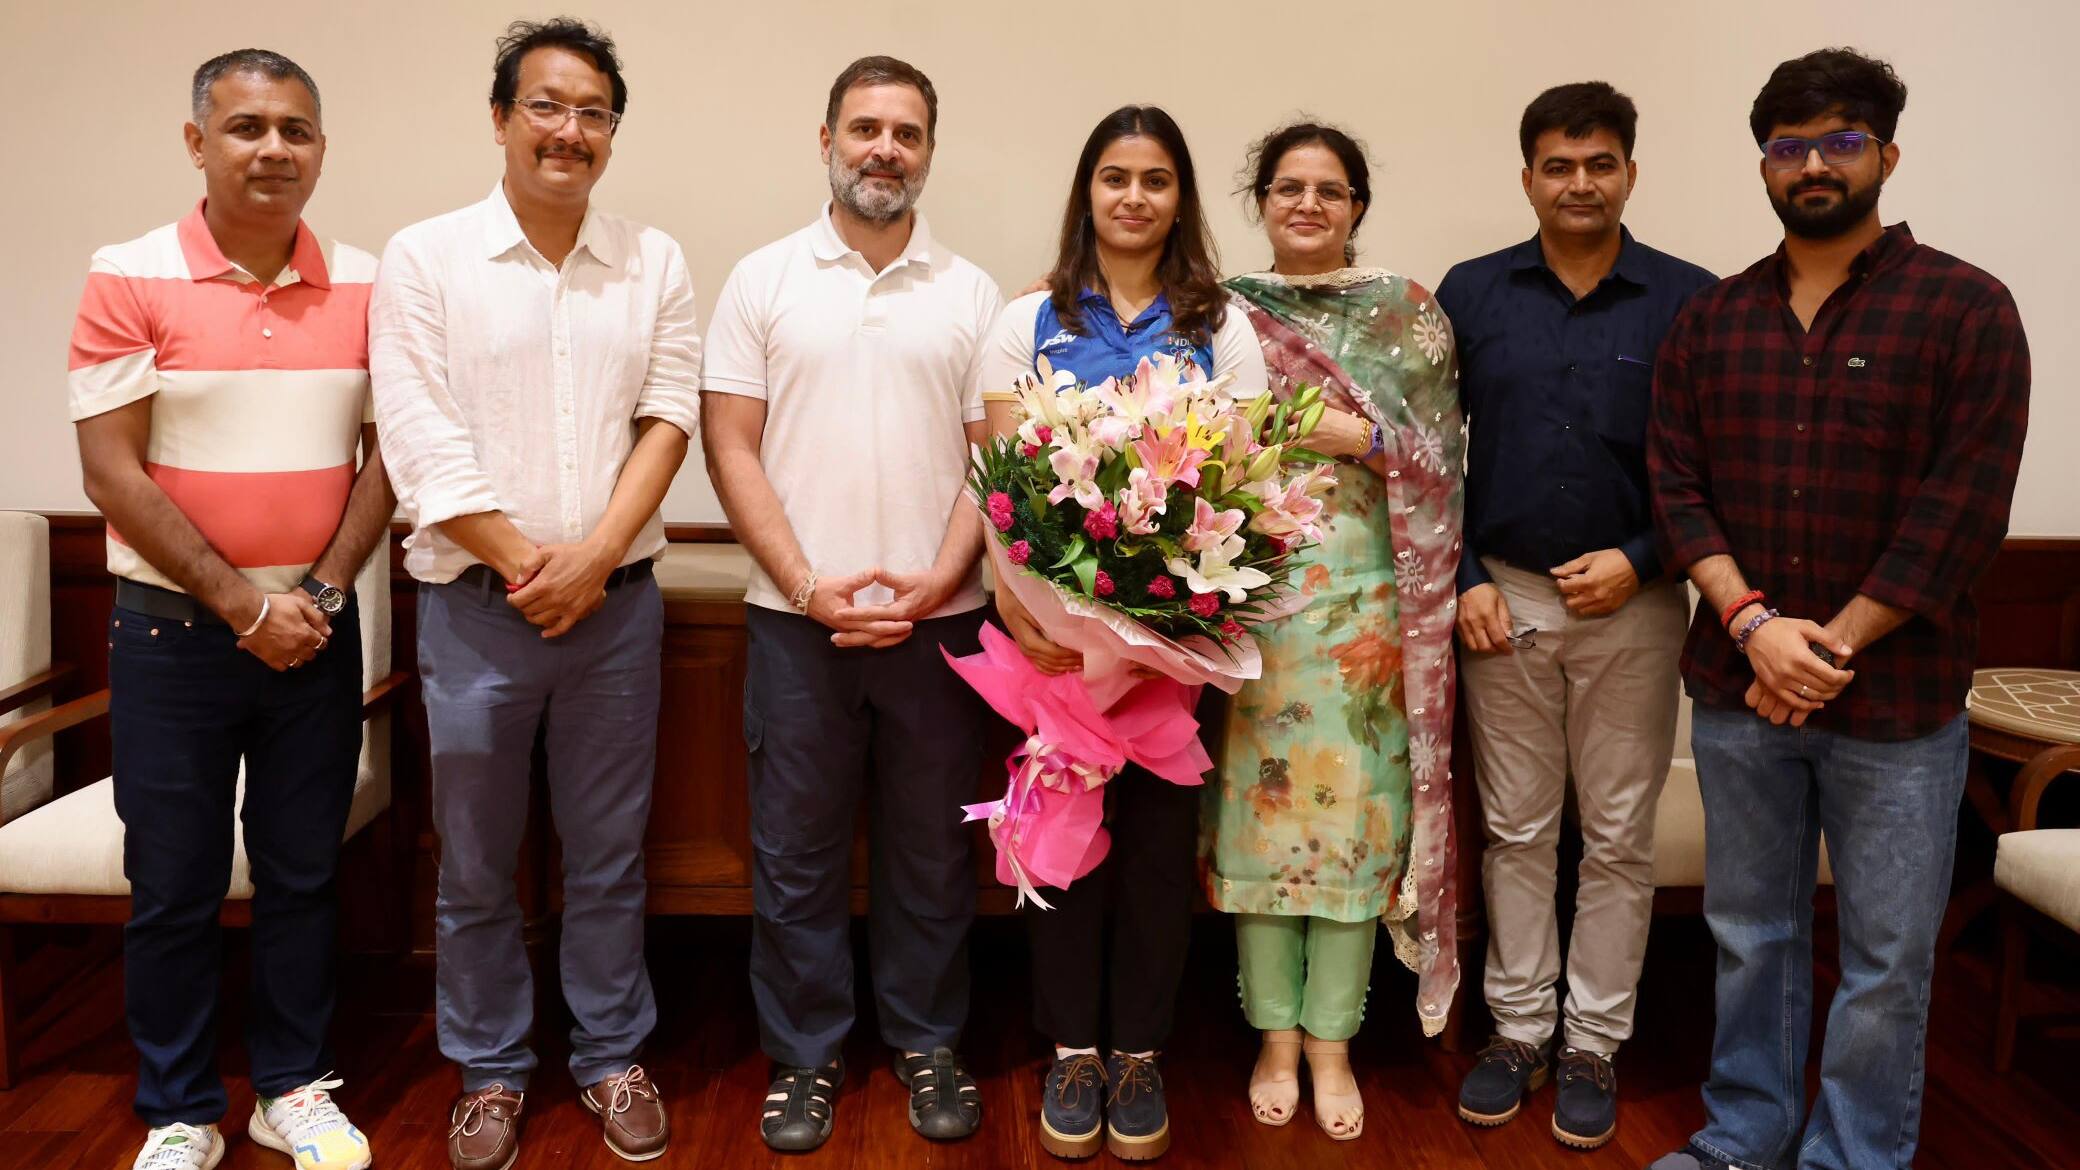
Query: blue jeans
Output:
[[421, 573, 662, 1091], [109, 599, 363, 1126], [1688, 706, 1967, 1170]]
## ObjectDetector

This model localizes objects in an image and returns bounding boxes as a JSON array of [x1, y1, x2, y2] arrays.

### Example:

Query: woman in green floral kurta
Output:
[[1203, 123, 1464, 1141]]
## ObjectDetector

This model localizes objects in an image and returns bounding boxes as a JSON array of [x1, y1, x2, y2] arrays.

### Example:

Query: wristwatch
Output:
[[301, 574, 346, 615]]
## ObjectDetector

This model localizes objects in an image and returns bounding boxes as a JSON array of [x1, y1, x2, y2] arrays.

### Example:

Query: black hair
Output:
[[192, 49, 321, 124], [1749, 47, 1907, 144], [1045, 105, 1225, 344], [490, 17, 627, 116], [825, 55, 939, 144], [1519, 81, 1637, 166], [1239, 119, 1373, 265]]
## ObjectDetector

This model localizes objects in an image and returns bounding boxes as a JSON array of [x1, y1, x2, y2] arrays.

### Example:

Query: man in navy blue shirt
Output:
[[1436, 82, 1714, 1151]]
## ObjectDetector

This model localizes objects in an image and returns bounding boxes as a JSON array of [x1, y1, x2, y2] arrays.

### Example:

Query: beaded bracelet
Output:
[[1732, 607, 1779, 654]]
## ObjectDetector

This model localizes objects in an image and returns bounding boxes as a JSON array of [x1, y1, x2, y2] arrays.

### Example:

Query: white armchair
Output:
[[0, 541, 410, 1087]]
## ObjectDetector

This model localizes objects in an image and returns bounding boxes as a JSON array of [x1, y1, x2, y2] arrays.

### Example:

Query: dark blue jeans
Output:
[[1688, 706, 1968, 1170], [108, 598, 362, 1126]]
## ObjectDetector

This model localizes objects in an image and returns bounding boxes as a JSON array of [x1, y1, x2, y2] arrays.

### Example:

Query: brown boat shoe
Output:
[[581, 1065, 669, 1162], [447, 1084, 524, 1170]]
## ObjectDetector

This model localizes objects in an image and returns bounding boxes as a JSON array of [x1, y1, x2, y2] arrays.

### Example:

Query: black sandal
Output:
[[892, 1047, 981, 1141], [761, 1059, 843, 1152]]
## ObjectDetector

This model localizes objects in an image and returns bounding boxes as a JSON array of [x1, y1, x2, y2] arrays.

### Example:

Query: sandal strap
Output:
[[901, 1051, 979, 1121], [761, 1065, 839, 1133]]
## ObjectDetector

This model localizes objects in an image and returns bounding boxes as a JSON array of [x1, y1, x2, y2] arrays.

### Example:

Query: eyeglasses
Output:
[[1267, 179, 1353, 207], [1761, 130, 1883, 171], [1506, 626, 1539, 650], [511, 97, 620, 136]]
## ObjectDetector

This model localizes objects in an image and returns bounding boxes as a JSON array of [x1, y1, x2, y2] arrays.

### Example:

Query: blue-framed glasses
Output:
[[1761, 130, 1884, 171]]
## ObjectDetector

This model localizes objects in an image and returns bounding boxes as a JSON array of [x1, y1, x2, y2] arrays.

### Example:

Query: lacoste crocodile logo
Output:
[[1847, 357, 1868, 368]]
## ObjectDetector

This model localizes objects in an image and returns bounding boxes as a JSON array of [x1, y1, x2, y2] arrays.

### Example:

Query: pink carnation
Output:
[[1146, 576, 1177, 600], [1035, 424, 1054, 443], [1007, 540, 1031, 566], [986, 491, 1015, 532], [1189, 592, 1221, 618], [1094, 570, 1115, 597], [1020, 442, 1040, 458], [1220, 619, 1245, 637], [1082, 502, 1120, 541]]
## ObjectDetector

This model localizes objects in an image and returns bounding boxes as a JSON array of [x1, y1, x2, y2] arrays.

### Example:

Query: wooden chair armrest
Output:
[[2010, 744, 2080, 832], [0, 688, 110, 778], [0, 663, 76, 718], [361, 671, 415, 720]]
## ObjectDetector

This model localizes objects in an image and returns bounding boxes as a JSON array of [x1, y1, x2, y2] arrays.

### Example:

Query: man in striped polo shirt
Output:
[[68, 50, 393, 1170]]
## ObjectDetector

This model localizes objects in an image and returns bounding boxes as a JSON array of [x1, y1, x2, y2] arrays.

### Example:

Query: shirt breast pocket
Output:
[[1838, 355, 1935, 456], [1594, 355, 1656, 449]]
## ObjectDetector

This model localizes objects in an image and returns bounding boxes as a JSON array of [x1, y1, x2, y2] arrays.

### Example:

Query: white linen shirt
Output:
[[370, 183, 701, 583], [704, 205, 1001, 616]]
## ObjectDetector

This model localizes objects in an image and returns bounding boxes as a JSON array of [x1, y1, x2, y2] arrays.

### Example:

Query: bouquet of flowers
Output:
[[944, 353, 1337, 907]]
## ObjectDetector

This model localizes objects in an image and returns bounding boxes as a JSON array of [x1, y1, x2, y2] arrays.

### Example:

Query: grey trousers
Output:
[[1459, 558, 1687, 1053], [744, 605, 987, 1068], [421, 572, 662, 1091]]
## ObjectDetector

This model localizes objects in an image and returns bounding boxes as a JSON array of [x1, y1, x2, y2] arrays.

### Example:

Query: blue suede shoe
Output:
[[1104, 1052, 1170, 1162], [1038, 1052, 1106, 1160]]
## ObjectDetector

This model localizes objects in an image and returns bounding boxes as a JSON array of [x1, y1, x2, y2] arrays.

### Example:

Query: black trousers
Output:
[[1025, 763, 1200, 1052], [743, 606, 988, 1067]]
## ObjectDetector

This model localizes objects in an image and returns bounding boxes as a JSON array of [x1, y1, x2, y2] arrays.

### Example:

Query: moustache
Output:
[[1790, 179, 1846, 197], [539, 147, 592, 163]]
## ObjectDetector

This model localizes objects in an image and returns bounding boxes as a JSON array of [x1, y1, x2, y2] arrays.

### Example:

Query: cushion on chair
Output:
[[1996, 829, 2080, 934], [0, 511, 54, 825], [0, 747, 387, 897], [0, 546, 395, 898]]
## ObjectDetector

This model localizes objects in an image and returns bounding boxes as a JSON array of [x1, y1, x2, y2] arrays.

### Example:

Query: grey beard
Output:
[[831, 157, 925, 223]]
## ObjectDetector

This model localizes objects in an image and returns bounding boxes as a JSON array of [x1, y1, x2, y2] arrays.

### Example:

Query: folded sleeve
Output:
[[636, 238, 702, 439]]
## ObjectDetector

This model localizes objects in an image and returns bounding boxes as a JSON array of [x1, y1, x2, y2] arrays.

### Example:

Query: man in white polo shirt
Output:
[[702, 54, 1001, 1154]]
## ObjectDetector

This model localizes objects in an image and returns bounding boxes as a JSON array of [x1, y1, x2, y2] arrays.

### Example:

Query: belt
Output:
[[114, 579, 227, 625], [453, 557, 655, 594]]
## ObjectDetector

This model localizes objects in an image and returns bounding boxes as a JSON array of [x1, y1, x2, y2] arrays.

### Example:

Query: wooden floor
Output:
[[2, 915, 2076, 1170]]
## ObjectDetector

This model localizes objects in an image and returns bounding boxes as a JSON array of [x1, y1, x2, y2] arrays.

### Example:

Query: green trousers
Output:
[[1234, 914, 1377, 1042]]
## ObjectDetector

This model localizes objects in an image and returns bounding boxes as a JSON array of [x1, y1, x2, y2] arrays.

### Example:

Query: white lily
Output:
[[1166, 535, 1272, 603]]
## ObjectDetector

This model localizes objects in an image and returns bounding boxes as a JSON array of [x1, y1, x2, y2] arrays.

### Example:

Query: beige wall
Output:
[[5, 0, 2075, 534]]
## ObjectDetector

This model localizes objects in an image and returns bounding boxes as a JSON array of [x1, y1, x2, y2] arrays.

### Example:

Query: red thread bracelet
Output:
[[1720, 590, 1766, 630]]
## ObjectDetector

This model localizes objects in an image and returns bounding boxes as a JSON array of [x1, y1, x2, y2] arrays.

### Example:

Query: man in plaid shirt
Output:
[[1646, 49, 2029, 1170]]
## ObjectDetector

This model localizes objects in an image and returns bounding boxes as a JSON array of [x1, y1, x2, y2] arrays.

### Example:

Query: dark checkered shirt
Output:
[[1649, 223, 2030, 741]]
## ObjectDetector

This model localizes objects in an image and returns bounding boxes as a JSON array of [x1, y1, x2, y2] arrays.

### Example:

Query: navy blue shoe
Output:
[[1457, 1035, 1549, 1127], [1551, 1047, 1617, 1149], [1104, 1052, 1170, 1162], [1038, 1052, 1105, 1160]]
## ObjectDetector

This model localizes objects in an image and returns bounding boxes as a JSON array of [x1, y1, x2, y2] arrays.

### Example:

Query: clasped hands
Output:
[[507, 540, 620, 639], [806, 566, 957, 649], [1742, 614, 1856, 727]]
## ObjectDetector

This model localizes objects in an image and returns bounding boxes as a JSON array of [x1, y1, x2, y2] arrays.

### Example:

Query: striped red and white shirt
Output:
[[67, 200, 376, 594]]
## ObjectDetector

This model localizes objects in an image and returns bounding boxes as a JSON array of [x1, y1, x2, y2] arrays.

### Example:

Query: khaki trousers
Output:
[[1460, 558, 1687, 1053]]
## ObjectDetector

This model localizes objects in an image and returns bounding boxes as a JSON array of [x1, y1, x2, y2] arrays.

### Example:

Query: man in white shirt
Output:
[[368, 20, 698, 1170], [702, 55, 1001, 1154]]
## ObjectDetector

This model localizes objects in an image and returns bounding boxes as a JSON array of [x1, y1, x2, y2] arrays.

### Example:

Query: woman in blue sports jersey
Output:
[[974, 104, 1268, 1163]]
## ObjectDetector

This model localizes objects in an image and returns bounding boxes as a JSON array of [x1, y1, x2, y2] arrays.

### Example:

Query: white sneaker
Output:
[[247, 1074, 372, 1170], [133, 1123, 224, 1170]]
